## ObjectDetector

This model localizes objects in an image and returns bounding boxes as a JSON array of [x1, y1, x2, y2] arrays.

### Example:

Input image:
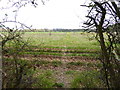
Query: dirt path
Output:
[[55, 48, 71, 88]]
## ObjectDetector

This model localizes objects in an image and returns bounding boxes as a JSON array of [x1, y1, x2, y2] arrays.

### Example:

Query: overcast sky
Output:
[[0, 0, 90, 29]]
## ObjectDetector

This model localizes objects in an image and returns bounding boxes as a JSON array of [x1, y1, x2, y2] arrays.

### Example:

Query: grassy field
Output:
[[3, 32, 105, 88], [23, 32, 100, 49], [21, 32, 100, 58]]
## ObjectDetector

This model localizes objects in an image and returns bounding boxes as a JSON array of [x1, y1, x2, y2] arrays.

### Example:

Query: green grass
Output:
[[67, 61, 86, 66], [66, 53, 99, 57], [33, 60, 50, 66], [71, 70, 104, 88], [51, 61, 62, 67], [32, 60, 63, 67], [32, 70, 55, 88], [3, 31, 119, 88], [18, 51, 99, 58], [67, 61, 102, 68], [24, 47, 99, 53], [65, 70, 78, 74], [5, 32, 101, 58], [52, 83, 64, 88], [22, 32, 100, 50]]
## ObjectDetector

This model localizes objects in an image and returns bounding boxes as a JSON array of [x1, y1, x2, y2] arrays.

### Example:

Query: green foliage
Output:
[[51, 60, 62, 67], [3, 58, 35, 88], [65, 70, 77, 74], [19, 51, 98, 58], [2, 37, 35, 88], [71, 70, 104, 88], [32, 70, 55, 88], [67, 53, 99, 58], [95, 63, 102, 68], [67, 61, 86, 66], [67, 61, 102, 68], [32, 60, 62, 67], [33, 60, 50, 66], [53, 83, 64, 88]]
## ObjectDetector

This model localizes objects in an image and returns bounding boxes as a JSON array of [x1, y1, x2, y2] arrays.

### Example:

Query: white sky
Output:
[[0, 0, 90, 29]]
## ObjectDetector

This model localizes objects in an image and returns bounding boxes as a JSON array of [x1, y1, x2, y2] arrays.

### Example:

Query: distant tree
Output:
[[82, 0, 120, 88]]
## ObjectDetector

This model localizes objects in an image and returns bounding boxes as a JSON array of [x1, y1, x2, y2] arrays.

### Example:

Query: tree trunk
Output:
[[97, 25, 117, 88]]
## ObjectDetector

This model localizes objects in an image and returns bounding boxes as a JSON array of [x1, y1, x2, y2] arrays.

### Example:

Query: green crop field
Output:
[[23, 32, 100, 50], [3, 32, 105, 88], [20, 32, 100, 58]]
